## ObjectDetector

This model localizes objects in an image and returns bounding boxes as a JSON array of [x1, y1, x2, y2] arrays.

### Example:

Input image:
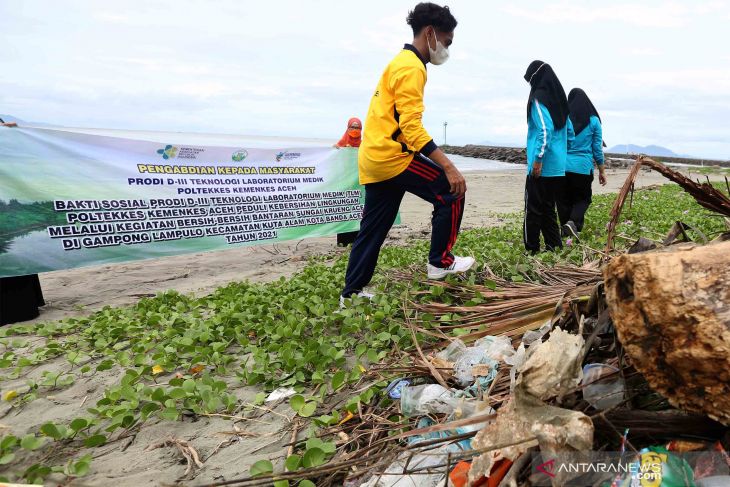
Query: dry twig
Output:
[[146, 437, 204, 477]]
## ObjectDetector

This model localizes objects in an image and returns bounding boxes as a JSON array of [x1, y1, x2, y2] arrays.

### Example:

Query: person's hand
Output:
[[443, 164, 467, 197], [531, 161, 542, 178], [599, 168, 607, 186], [1, 122, 17, 128]]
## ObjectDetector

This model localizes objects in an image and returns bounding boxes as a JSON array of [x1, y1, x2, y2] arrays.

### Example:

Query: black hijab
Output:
[[524, 60, 569, 130], [568, 88, 601, 135]]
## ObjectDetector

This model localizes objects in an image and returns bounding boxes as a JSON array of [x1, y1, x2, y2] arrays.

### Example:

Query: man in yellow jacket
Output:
[[341, 2, 475, 303]]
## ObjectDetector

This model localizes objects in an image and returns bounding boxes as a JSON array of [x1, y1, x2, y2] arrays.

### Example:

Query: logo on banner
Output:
[[275, 151, 302, 162], [157, 145, 179, 160], [232, 149, 248, 162]]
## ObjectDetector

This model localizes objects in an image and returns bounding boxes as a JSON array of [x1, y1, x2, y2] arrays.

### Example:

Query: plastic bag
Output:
[[582, 363, 626, 410], [400, 384, 456, 416], [436, 338, 467, 361], [474, 335, 516, 361]]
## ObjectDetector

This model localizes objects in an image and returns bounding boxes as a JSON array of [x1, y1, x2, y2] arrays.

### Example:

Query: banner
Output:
[[0, 127, 364, 277]]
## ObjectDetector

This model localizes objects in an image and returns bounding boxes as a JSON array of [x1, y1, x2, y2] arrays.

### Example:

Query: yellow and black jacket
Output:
[[358, 44, 438, 184]]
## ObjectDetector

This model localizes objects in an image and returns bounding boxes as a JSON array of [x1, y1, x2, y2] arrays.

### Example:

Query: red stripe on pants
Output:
[[407, 166, 436, 181], [412, 160, 439, 178]]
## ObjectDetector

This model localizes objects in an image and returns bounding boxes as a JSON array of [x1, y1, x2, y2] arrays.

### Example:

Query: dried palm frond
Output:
[[389, 265, 600, 346], [606, 155, 730, 252], [641, 156, 730, 216]]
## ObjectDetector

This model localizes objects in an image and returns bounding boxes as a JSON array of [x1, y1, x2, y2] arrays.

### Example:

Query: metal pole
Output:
[[443, 121, 448, 145]]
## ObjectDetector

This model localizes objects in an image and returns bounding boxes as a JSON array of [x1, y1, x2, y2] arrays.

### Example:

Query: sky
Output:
[[1, 0, 729, 159]]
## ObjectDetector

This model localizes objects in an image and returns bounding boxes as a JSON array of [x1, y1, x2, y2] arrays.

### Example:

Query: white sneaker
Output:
[[427, 256, 476, 280], [339, 291, 375, 308]]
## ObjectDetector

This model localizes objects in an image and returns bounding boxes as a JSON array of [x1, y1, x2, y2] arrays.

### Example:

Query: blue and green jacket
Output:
[[566, 115, 604, 175], [526, 100, 568, 177]]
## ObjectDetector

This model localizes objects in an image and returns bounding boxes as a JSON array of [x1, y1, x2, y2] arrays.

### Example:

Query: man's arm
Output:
[[426, 148, 466, 197], [390, 67, 434, 154], [391, 67, 466, 196]]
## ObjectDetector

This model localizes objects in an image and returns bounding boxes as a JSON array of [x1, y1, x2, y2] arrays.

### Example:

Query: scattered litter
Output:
[[219, 170, 730, 486], [468, 326, 592, 487], [265, 386, 297, 403]]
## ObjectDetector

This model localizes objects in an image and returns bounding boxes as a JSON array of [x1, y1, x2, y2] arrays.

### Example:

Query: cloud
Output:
[[625, 47, 662, 57], [616, 69, 730, 94], [502, 3, 693, 28], [93, 12, 133, 24], [2, 0, 730, 158]]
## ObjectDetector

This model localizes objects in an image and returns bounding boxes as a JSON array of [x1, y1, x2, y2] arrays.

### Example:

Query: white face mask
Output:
[[427, 28, 449, 65]]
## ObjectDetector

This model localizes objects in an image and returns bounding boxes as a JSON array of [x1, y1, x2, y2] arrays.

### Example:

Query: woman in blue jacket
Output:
[[522, 60, 570, 254], [558, 88, 607, 239]]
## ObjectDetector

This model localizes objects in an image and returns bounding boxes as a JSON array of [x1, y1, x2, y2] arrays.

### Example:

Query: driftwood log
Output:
[[604, 240, 730, 424]]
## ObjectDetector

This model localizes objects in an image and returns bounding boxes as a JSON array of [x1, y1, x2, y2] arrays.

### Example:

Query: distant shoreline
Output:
[[442, 144, 730, 169]]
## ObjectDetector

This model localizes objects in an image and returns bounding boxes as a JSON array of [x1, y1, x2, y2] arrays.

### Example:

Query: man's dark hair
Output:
[[406, 3, 457, 35]]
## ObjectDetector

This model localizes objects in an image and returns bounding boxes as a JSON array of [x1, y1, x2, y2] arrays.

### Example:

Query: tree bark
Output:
[[604, 241, 730, 424]]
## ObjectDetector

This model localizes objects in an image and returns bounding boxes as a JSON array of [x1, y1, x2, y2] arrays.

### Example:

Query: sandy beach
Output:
[[3, 2, 728, 483], [31, 167, 672, 324], [0, 165, 709, 486]]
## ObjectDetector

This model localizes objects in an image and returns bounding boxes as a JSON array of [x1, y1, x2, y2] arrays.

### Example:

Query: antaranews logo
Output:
[[157, 145, 179, 160], [537, 459, 556, 478], [232, 149, 248, 162]]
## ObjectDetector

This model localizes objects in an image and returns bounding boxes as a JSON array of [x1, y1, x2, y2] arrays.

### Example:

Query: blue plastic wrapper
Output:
[[386, 378, 412, 399]]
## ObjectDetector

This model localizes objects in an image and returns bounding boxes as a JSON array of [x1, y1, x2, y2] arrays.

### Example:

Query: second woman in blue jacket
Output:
[[523, 60, 569, 254], [559, 88, 607, 239]]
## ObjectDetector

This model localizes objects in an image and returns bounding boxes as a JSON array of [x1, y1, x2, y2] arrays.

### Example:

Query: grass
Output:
[[685, 165, 730, 177], [0, 183, 726, 484]]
